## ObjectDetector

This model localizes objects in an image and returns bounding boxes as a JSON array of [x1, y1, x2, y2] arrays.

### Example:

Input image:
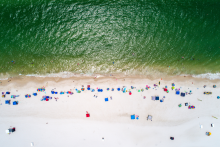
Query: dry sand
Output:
[[0, 76, 220, 147]]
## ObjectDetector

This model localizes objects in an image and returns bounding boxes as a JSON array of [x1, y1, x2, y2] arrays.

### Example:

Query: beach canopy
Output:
[[131, 115, 135, 120], [13, 101, 18, 105], [151, 96, 156, 101], [181, 92, 185, 97], [105, 98, 108, 102], [155, 96, 159, 100], [147, 115, 152, 121], [176, 91, 180, 95], [5, 100, 10, 104]]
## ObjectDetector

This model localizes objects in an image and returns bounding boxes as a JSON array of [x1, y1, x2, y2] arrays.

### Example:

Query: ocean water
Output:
[[0, 0, 220, 79]]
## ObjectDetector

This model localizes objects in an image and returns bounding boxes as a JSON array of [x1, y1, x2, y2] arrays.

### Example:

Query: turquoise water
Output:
[[0, 0, 220, 78]]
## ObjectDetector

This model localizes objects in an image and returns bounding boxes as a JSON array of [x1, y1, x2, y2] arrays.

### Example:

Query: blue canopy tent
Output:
[[105, 98, 108, 102], [13, 101, 18, 105], [131, 115, 135, 120], [5, 100, 10, 104], [155, 96, 159, 100], [176, 91, 180, 95], [181, 92, 185, 97]]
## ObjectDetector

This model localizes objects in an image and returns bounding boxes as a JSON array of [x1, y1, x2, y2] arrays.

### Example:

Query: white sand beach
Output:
[[0, 76, 220, 147]]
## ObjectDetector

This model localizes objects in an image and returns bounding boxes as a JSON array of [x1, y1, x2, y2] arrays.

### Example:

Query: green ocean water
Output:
[[0, 0, 220, 78]]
